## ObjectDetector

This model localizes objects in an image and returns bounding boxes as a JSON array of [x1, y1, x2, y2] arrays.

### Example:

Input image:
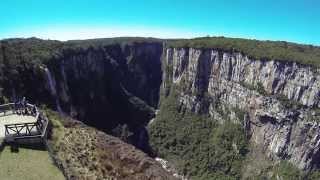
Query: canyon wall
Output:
[[45, 42, 164, 153], [0, 40, 163, 153], [1, 38, 320, 175], [46, 43, 163, 128], [162, 47, 320, 171]]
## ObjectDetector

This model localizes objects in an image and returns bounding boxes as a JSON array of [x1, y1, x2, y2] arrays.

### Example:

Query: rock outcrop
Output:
[[163, 47, 320, 170]]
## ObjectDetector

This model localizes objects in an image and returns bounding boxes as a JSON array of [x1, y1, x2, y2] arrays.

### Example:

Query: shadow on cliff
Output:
[[46, 43, 163, 156], [0, 40, 163, 156]]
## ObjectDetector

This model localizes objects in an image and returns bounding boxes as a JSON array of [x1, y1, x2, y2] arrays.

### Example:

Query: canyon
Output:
[[1, 37, 320, 179]]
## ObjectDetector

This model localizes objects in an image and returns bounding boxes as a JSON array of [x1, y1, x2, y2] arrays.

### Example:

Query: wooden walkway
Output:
[[0, 103, 48, 143]]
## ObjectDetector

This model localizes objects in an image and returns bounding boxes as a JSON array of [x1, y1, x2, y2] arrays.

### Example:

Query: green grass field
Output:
[[0, 144, 65, 180]]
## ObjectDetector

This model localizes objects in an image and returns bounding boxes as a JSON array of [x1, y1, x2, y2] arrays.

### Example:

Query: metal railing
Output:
[[0, 103, 15, 116], [0, 103, 38, 117], [0, 102, 48, 140]]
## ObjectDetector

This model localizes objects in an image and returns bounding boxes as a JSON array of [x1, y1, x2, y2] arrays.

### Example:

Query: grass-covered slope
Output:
[[0, 144, 64, 180], [45, 110, 176, 180], [167, 37, 320, 67]]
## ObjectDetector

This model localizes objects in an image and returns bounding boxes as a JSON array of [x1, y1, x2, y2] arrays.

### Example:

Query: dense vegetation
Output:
[[2, 36, 320, 68], [251, 161, 320, 180], [65, 37, 162, 49], [167, 36, 320, 67], [149, 88, 248, 179], [150, 87, 320, 179], [0, 38, 62, 103], [1, 36, 320, 68], [0, 38, 62, 64], [0, 37, 161, 67]]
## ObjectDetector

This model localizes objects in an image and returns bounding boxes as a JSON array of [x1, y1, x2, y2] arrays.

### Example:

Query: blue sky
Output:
[[0, 0, 319, 45]]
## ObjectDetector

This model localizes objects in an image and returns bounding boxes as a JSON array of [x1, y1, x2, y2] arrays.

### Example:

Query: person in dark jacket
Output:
[[32, 105, 37, 116]]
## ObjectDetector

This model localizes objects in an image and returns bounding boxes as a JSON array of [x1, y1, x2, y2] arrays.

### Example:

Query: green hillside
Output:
[[0, 145, 64, 180]]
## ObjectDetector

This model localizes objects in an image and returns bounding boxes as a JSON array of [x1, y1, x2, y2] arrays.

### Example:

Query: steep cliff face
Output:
[[46, 43, 162, 126], [44, 42, 163, 153], [0, 39, 163, 153], [162, 47, 320, 171]]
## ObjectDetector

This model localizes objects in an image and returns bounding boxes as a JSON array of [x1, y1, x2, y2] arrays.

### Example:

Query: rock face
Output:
[[163, 47, 320, 170], [0, 39, 163, 154], [46, 43, 163, 128], [45, 42, 163, 154], [2, 38, 320, 173]]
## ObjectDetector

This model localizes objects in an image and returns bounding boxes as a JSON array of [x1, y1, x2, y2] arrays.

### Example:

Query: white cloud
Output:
[[1, 25, 207, 41]]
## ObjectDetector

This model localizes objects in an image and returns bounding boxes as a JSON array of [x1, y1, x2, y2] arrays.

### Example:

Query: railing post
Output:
[[5, 125, 9, 135]]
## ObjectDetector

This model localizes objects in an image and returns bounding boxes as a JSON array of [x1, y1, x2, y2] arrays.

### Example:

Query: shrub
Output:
[[272, 161, 305, 180], [239, 81, 267, 95]]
